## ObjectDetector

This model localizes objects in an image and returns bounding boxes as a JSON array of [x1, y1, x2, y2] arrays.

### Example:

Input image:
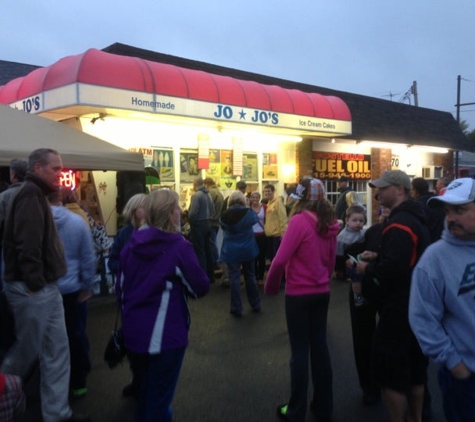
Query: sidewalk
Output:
[[26, 278, 445, 421]]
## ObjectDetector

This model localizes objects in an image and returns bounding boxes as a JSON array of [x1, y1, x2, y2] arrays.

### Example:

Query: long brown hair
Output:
[[290, 198, 336, 235]]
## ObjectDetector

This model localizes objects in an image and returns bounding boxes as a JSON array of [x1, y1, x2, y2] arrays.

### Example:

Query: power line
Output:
[[380, 91, 401, 101]]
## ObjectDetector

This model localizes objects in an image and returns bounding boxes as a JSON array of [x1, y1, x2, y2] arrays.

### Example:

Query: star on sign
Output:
[[239, 109, 246, 120]]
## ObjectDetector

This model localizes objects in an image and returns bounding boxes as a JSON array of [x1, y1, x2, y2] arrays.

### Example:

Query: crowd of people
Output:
[[0, 149, 474, 422]]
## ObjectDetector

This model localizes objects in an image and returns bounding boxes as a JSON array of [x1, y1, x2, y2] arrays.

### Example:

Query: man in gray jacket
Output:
[[189, 177, 215, 283], [203, 177, 224, 268]]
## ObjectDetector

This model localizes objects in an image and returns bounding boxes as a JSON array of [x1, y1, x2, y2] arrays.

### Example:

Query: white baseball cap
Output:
[[428, 178, 475, 207]]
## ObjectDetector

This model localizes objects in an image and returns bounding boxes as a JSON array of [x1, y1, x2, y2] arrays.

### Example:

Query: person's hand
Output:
[[356, 260, 369, 275], [345, 258, 355, 270], [77, 290, 93, 303], [360, 251, 377, 261], [451, 362, 472, 380]]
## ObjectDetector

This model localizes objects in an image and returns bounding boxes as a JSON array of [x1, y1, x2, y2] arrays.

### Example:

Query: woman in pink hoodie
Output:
[[265, 178, 339, 422]]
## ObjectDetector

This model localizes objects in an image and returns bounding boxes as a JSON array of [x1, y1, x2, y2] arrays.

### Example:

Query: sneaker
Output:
[[72, 387, 87, 399], [354, 293, 368, 308], [276, 403, 290, 421]]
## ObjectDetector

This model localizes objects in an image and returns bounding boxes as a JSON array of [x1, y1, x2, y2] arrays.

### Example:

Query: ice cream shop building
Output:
[[0, 43, 471, 227]]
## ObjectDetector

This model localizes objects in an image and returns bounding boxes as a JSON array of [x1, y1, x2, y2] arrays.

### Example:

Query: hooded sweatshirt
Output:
[[51, 205, 96, 294], [409, 228, 475, 373], [265, 210, 340, 296], [116, 227, 209, 355], [365, 199, 430, 309], [220, 206, 259, 264]]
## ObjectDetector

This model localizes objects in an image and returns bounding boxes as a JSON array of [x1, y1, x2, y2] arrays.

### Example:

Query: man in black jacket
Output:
[[189, 177, 215, 283], [411, 177, 445, 243], [1, 148, 90, 422], [357, 170, 430, 422]]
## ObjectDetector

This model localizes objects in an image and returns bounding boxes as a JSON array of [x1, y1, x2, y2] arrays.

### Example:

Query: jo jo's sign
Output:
[[313, 152, 371, 179]]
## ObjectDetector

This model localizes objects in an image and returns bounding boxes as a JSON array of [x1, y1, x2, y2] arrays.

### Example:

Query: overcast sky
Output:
[[2, 1, 475, 129]]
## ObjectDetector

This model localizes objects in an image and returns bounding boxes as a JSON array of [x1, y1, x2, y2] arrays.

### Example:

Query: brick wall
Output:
[[297, 138, 314, 181]]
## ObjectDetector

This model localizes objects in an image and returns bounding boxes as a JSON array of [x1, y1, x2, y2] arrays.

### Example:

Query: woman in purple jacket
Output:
[[116, 189, 210, 422]]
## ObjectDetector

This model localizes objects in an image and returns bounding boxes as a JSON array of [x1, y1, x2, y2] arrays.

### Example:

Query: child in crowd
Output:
[[336, 205, 367, 306]]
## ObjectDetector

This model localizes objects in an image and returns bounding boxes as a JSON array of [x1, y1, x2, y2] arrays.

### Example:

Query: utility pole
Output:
[[455, 75, 461, 178], [412, 81, 418, 106], [455, 75, 475, 178]]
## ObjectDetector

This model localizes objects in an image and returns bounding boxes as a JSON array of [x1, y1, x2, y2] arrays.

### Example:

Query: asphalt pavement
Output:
[[24, 277, 446, 421]]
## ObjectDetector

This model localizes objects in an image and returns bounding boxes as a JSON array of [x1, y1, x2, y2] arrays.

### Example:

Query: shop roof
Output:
[[100, 43, 473, 152], [0, 104, 144, 171], [0, 60, 41, 86], [0, 49, 351, 128]]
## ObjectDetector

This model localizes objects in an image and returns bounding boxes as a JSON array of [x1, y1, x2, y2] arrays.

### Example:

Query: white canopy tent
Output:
[[0, 105, 144, 171]]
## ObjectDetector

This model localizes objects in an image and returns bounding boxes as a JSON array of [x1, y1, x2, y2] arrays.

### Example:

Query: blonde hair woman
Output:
[[108, 192, 147, 398], [108, 193, 147, 276], [220, 190, 260, 316], [116, 189, 209, 421]]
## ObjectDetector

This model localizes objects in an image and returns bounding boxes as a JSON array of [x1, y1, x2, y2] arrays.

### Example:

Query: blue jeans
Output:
[[439, 366, 475, 422], [285, 293, 333, 422], [227, 259, 260, 314], [131, 347, 186, 422]]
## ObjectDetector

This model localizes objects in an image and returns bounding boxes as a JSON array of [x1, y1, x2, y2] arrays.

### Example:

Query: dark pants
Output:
[[439, 366, 475, 422], [209, 226, 219, 269], [0, 291, 15, 362], [266, 236, 281, 261], [62, 291, 91, 390], [254, 234, 267, 280], [348, 287, 379, 395], [285, 293, 333, 422], [190, 220, 215, 282], [130, 347, 186, 422], [267, 236, 285, 286], [228, 260, 260, 314]]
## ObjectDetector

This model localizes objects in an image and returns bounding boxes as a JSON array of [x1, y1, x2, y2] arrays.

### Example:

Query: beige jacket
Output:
[[264, 197, 287, 237]]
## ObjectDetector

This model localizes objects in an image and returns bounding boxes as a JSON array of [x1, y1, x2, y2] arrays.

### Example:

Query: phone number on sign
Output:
[[315, 173, 371, 179]]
